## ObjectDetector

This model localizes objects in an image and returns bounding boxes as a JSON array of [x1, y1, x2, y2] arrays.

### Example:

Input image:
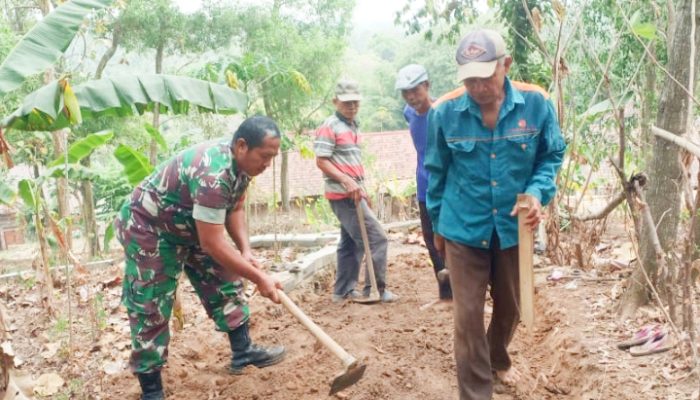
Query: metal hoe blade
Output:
[[352, 294, 381, 304], [329, 361, 367, 395]]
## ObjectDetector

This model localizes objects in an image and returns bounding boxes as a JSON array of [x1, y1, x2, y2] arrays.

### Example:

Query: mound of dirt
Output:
[[3, 237, 696, 399]]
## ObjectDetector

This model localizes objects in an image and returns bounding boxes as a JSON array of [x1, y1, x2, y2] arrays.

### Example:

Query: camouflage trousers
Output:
[[116, 209, 249, 374]]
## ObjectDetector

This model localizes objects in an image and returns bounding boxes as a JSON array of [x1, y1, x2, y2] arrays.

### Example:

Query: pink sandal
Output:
[[616, 324, 661, 350], [629, 330, 673, 356]]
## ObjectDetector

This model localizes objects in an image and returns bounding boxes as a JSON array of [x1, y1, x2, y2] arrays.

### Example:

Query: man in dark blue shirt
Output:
[[395, 64, 452, 301]]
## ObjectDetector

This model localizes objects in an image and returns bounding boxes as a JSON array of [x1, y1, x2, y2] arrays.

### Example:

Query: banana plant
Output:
[[0, 0, 116, 97], [0, 178, 15, 206], [2, 74, 247, 131]]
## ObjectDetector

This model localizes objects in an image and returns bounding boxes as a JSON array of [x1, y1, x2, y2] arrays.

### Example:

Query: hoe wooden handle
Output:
[[517, 194, 535, 330], [278, 290, 358, 368]]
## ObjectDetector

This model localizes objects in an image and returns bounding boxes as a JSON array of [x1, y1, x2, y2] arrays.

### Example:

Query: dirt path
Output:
[[3, 236, 697, 399]]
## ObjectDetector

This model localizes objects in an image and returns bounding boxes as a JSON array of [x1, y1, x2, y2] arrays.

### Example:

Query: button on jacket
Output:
[[425, 78, 566, 249]]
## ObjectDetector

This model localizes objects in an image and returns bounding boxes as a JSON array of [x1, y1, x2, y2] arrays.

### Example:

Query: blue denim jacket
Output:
[[425, 78, 566, 250]]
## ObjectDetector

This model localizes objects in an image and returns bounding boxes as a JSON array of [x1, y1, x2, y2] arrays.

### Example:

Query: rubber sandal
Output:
[[629, 330, 673, 356], [616, 324, 661, 350]]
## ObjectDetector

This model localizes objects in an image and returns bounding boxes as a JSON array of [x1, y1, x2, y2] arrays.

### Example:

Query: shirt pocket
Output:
[[446, 139, 479, 183], [504, 131, 539, 180]]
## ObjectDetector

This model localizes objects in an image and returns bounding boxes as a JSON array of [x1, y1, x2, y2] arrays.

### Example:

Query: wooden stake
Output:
[[517, 194, 535, 330]]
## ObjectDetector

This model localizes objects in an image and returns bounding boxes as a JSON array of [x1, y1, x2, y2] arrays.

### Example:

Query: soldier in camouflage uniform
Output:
[[115, 116, 286, 400]]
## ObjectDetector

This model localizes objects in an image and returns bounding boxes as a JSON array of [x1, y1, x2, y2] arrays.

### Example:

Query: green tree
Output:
[[220, 0, 355, 210], [118, 0, 238, 164]]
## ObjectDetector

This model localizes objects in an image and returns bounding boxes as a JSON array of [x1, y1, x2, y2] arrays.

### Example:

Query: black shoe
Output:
[[137, 371, 164, 400], [228, 321, 286, 375]]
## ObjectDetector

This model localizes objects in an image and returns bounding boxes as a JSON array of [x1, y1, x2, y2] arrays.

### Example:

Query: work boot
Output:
[[436, 268, 452, 300], [228, 321, 286, 375], [439, 281, 453, 300], [137, 371, 164, 400]]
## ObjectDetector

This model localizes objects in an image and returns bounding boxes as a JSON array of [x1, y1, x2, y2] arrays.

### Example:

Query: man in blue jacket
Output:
[[426, 29, 566, 400], [395, 64, 452, 301]]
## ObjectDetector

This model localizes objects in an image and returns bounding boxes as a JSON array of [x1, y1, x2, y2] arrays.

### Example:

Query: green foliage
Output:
[[17, 179, 37, 210], [55, 379, 85, 400], [113, 144, 153, 186], [0, 0, 116, 97], [300, 197, 336, 230], [630, 10, 657, 40], [215, 0, 354, 138], [103, 222, 115, 251], [119, 0, 238, 59], [395, 0, 477, 43], [48, 130, 114, 167], [20, 275, 36, 290], [144, 123, 167, 152], [0, 179, 15, 205], [92, 293, 108, 330], [52, 316, 69, 336], [2, 75, 248, 131]]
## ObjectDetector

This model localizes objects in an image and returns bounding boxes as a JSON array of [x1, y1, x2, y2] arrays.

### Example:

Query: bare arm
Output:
[[196, 219, 280, 303], [316, 157, 363, 201], [225, 196, 262, 268]]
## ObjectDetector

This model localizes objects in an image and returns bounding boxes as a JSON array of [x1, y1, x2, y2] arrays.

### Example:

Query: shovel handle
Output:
[[355, 199, 380, 295], [278, 290, 358, 368]]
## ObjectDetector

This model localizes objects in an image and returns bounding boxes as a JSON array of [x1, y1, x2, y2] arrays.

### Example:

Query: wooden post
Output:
[[517, 194, 535, 330]]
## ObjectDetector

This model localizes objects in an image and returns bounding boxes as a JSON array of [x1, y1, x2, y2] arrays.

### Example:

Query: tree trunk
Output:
[[95, 21, 120, 79], [51, 129, 71, 249], [641, 59, 656, 164], [78, 19, 122, 258], [81, 157, 100, 257], [33, 163, 54, 316], [618, 0, 700, 318], [261, 89, 287, 212], [149, 44, 164, 166], [281, 151, 290, 211]]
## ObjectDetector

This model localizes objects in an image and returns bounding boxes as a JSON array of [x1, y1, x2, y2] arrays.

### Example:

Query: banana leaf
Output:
[[0, 179, 15, 206], [2, 74, 248, 131], [113, 144, 153, 187], [17, 180, 37, 210], [48, 130, 114, 167], [0, 0, 116, 97]]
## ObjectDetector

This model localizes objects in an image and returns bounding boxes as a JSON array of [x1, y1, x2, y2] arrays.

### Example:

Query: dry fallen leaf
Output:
[[33, 372, 64, 396], [103, 360, 126, 375], [40, 342, 61, 359]]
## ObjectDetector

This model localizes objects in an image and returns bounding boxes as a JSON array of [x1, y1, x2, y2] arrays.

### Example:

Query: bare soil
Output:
[[2, 230, 698, 399]]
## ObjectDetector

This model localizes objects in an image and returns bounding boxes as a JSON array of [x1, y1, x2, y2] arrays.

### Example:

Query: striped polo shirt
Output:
[[313, 112, 365, 200]]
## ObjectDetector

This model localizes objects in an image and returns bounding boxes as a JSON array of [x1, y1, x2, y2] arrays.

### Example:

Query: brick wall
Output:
[[247, 130, 417, 202]]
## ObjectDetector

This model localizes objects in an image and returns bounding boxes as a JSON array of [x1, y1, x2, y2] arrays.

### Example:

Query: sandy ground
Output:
[[2, 233, 698, 399]]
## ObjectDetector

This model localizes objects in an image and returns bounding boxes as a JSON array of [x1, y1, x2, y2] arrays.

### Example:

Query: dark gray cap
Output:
[[455, 29, 506, 81]]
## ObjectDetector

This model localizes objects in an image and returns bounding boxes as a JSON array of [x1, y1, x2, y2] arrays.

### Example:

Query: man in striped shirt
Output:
[[314, 79, 398, 303]]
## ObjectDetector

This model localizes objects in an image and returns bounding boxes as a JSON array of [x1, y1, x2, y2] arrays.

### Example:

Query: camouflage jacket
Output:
[[122, 138, 251, 245]]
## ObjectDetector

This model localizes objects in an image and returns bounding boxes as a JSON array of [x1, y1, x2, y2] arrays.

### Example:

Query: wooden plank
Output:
[[517, 194, 535, 330]]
